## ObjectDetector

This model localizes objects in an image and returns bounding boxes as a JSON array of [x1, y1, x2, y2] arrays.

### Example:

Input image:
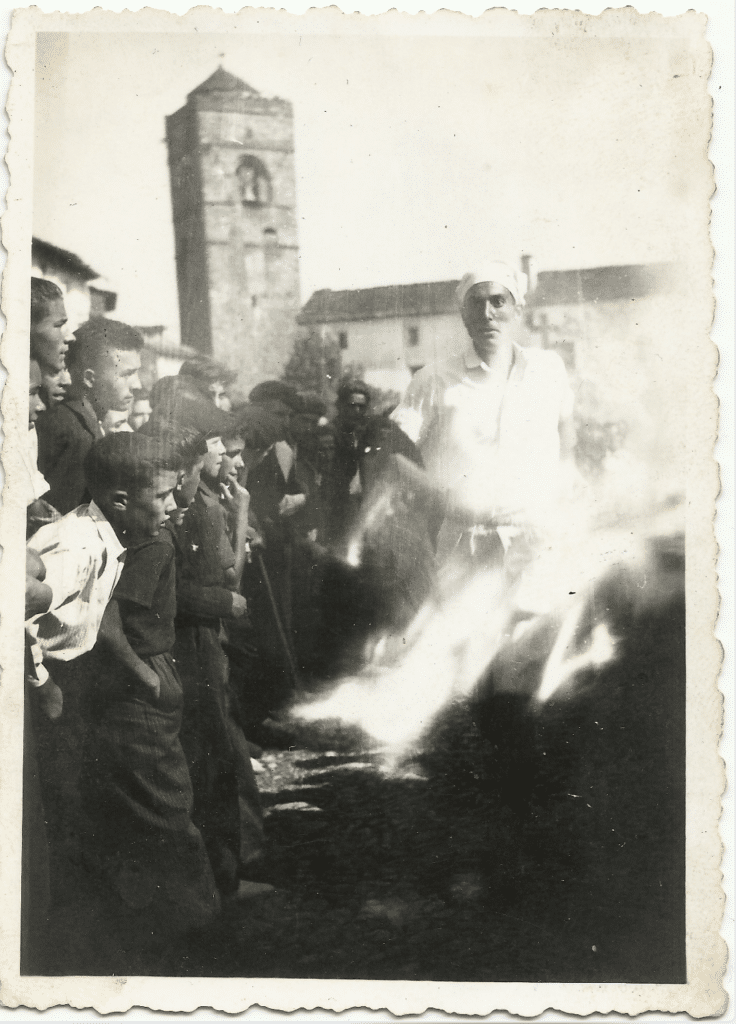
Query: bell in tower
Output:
[[166, 67, 301, 390]]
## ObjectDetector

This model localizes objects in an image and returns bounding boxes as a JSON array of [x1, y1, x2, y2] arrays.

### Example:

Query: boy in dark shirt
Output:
[[170, 402, 267, 899], [79, 432, 220, 972]]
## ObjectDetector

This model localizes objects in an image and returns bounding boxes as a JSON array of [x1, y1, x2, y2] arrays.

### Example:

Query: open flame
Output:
[[292, 454, 682, 760], [294, 565, 508, 752]]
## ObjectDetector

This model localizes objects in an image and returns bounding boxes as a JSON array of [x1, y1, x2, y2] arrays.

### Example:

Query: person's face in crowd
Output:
[[290, 412, 320, 456], [219, 436, 245, 488], [340, 392, 369, 432], [317, 430, 335, 469], [461, 281, 521, 363], [175, 454, 206, 511], [87, 347, 142, 418], [129, 398, 152, 431], [42, 365, 72, 406], [121, 469, 179, 543], [101, 409, 132, 433], [201, 436, 226, 484], [241, 443, 267, 476], [261, 399, 292, 443], [208, 381, 230, 410], [29, 360, 47, 427], [31, 298, 72, 373]]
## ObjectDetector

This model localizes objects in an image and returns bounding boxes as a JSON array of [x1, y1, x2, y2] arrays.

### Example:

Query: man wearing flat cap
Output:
[[392, 261, 575, 567]]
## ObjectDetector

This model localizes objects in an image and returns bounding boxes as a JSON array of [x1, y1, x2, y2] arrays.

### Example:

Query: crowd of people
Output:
[[22, 262, 575, 974]]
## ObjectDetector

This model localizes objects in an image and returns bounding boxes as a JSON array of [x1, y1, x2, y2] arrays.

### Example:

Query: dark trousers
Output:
[[175, 620, 264, 894], [21, 683, 51, 974], [31, 655, 95, 902], [80, 654, 220, 950]]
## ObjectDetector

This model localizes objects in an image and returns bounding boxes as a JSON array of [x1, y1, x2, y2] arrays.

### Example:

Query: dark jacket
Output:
[[36, 398, 102, 515], [172, 482, 237, 623], [247, 445, 304, 551]]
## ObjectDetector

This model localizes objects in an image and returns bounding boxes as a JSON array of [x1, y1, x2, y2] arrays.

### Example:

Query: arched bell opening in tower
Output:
[[237, 155, 272, 206]]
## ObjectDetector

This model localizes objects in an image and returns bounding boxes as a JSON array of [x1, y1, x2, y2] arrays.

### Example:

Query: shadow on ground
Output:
[[170, 668, 685, 984]]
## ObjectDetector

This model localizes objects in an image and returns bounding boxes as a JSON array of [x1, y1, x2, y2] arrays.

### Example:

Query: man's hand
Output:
[[221, 480, 251, 523], [36, 678, 64, 720], [278, 493, 306, 518], [245, 525, 265, 550], [231, 593, 249, 619], [26, 548, 47, 580], [136, 663, 161, 700], [26, 574, 52, 619]]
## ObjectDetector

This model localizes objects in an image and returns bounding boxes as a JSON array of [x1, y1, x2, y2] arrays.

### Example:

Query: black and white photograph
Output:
[[0, 2, 727, 1016]]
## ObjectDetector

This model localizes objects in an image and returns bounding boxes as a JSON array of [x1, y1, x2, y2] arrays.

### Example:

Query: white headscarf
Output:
[[456, 262, 528, 308]]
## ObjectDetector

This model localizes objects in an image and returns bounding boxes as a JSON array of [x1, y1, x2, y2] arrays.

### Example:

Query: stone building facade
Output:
[[166, 67, 301, 391], [299, 262, 685, 475], [297, 281, 468, 396]]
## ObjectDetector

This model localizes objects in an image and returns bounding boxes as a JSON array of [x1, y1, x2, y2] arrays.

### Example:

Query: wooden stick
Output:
[[255, 550, 302, 693]]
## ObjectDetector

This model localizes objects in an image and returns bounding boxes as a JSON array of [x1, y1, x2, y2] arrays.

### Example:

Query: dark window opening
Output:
[[338, 331, 348, 350], [237, 155, 272, 206], [407, 325, 420, 347]]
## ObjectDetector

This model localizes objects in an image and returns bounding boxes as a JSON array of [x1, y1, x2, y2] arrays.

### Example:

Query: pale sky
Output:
[[34, 27, 702, 335]]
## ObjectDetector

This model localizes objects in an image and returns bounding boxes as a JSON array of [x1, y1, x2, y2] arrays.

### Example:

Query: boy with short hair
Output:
[[78, 432, 220, 971], [27, 279, 71, 528], [36, 317, 144, 514], [41, 364, 72, 407], [178, 355, 236, 411], [100, 408, 134, 433], [171, 401, 267, 898], [24, 358, 53, 516], [25, 434, 186, 964], [30, 277, 71, 374]]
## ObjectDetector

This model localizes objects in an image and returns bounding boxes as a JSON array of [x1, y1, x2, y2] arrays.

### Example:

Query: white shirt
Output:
[[274, 440, 295, 480], [26, 501, 126, 685], [392, 341, 574, 523]]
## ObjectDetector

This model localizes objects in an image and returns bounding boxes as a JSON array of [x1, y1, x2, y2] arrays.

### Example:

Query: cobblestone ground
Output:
[[169, 695, 684, 983]]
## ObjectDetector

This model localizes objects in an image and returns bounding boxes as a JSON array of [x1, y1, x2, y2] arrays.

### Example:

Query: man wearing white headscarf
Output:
[[391, 261, 575, 566]]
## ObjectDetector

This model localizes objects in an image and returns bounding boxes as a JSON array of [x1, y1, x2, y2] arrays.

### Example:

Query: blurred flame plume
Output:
[[293, 564, 509, 753], [293, 451, 681, 759]]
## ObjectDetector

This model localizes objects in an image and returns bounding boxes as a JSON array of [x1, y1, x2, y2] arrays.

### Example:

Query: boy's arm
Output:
[[176, 577, 245, 618], [176, 509, 248, 619], [220, 480, 252, 591], [96, 600, 161, 699]]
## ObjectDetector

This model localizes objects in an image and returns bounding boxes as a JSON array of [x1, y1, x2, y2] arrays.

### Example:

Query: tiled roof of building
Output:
[[32, 237, 99, 282], [188, 66, 258, 100], [298, 263, 678, 324], [298, 280, 460, 325]]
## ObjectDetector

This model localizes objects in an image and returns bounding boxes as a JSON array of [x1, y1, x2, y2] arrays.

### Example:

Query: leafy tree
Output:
[[282, 329, 342, 399]]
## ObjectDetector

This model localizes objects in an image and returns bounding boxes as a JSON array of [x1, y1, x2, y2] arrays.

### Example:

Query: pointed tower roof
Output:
[[188, 66, 259, 100]]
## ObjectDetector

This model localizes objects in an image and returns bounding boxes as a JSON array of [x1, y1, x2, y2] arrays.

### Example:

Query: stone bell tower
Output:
[[166, 67, 301, 389]]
